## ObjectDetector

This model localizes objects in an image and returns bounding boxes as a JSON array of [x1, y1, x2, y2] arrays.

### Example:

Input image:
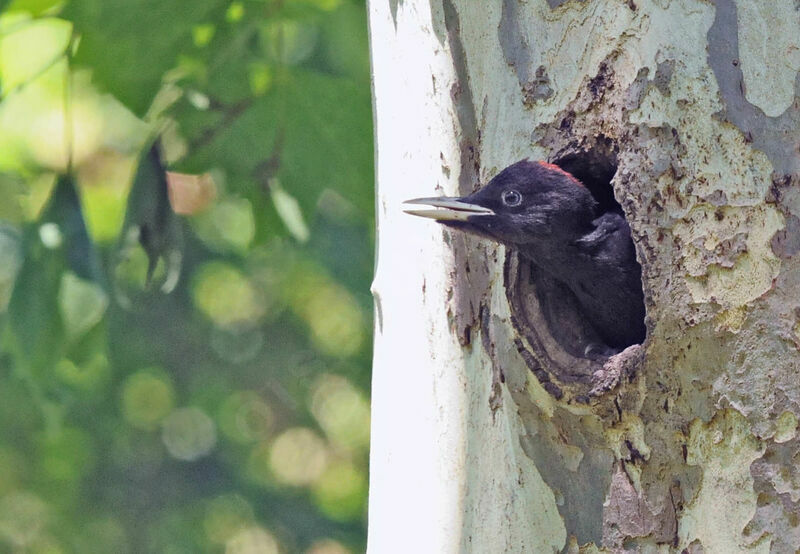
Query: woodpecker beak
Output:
[[403, 197, 495, 221]]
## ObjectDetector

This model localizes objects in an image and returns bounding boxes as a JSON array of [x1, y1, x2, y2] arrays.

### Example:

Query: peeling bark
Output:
[[369, 1, 800, 552]]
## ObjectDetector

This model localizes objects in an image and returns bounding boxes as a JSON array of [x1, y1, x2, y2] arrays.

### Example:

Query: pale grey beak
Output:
[[403, 197, 495, 221]]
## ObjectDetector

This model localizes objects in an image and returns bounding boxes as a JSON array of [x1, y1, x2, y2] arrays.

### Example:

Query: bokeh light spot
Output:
[[0, 491, 48, 548], [226, 2, 245, 22], [225, 526, 279, 554], [36, 427, 95, 486], [192, 262, 264, 328], [192, 197, 255, 254], [310, 374, 370, 451], [38, 222, 61, 248], [192, 24, 215, 47], [300, 283, 364, 357], [311, 460, 367, 521], [269, 179, 309, 242], [268, 428, 328, 486], [204, 494, 254, 545], [29, 93, 106, 171], [162, 407, 217, 461], [306, 538, 352, 554], [121, 370, 176, 430], [218, 392, 273, 444], [248, 63, 273, 96]]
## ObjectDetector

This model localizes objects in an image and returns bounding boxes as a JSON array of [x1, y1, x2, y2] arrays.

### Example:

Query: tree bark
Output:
[[368, 1, 800, 552]]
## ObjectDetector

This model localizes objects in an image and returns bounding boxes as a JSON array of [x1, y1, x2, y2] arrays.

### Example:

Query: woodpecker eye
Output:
[[502, 189, 522, 207]]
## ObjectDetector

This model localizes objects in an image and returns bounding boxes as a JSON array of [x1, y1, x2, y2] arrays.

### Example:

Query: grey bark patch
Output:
[[684, 540, 705, 554], [703, 189, 728, 206], [389, 0, 402, 28], [653, 60, 674, 95], [441, 0, 481, 191], [546, 0, 587, 8], [771, 215, 800, 259], [499, 0, 531, 84], [522, 66, 555, 106], [480, 305, 505, 413], [435, 0, 489, 345], [518, 413, 613, 545], [707, 0, 800, 175], [601, 464, 678, 547], [746, 436, 800, 551], [483, 306, 615, 546], [625, 67, 651, 110], [499, 2, 556, 105]]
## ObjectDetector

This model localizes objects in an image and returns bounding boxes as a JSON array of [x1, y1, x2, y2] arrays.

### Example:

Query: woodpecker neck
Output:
[[516, 234, 592, 284]]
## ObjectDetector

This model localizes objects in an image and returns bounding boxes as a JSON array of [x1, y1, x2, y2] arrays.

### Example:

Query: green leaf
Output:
[[0, 173, 27, 223], [182, 69, 373, 227], [62, 0, 224, 116], [0, 225, 23, 312], [5, 0, 63, 17], [8, 174, 103, 367], [7, 228, 63, 367], [119, 144, 181, 288], [58, 271, 108, 340], [269, 178, 309, 242], [42, 174, 104, 283], [259, 19, 319, 66], [0, 16, 72, 93], [319, 3, 370, 82], [279, 70, 373, 216]]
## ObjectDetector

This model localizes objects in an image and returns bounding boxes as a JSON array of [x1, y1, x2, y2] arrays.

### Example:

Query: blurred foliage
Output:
[[0, 0, 373, 552]]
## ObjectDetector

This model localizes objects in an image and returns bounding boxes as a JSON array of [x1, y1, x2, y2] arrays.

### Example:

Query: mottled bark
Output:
[[368, 1, 800, 552]]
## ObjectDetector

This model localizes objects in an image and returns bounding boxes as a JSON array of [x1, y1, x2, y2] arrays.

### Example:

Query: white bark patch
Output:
[[368, 1, 565, 551], [679, 410, 766, 553], [736, 0, 800, 117], [367, 1, 473, 550]]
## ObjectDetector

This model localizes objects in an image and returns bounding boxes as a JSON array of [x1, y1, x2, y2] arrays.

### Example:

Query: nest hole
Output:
[[505, 141, 646, 387], [552, 148, 622, 216]]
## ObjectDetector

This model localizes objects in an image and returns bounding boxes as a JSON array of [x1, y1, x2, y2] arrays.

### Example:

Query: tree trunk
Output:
[[368, 1, 800, 552]]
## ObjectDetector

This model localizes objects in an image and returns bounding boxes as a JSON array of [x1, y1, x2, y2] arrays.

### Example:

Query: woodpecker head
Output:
[[404, 160, 598, 247]]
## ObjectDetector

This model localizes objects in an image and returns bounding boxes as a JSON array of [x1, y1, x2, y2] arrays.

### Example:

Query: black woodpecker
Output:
[[404, 160, 645, 352]]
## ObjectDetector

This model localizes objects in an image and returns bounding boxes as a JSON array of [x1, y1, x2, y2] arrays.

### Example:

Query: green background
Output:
[[0, 1, 374, 552]]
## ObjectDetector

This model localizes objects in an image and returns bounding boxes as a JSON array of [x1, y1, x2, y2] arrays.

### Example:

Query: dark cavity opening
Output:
[[505, 141, 646, 385], [552, 144, 622, 216], [551, 144, 646, 352]]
